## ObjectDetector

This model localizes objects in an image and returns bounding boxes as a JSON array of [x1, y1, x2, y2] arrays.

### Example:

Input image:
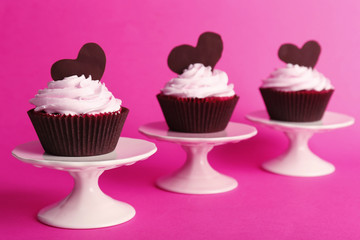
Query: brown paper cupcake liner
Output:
[[28, 107, 129, 156], [260, 88, 334, 122], [157, 94, 239, 133]]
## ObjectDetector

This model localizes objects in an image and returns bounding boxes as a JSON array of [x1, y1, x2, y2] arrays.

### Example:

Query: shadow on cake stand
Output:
[[12, 137, 157, 229], [246, 110, 354, 177], [139, 122, 257, 194]]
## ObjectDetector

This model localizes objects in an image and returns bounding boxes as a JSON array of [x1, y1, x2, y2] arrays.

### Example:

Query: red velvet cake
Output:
[[159, 32, 238, 133], [260, 41, 334, 122], [28, 43, 129, 156]]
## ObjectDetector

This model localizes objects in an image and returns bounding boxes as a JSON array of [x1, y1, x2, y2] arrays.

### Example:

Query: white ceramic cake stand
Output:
[[12, 137, 157, 229], [139, 122, 257, 194], [246, 110, 354, 177]]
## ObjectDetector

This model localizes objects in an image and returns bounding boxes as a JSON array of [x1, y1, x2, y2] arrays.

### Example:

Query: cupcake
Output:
[[28, 43, 129, 156], [260, 40, 334, 122], [157, 32, 239, 133]]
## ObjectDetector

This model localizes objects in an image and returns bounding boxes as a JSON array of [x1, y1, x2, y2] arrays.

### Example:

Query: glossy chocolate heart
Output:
[[167, 32, 223, 74], [278, 40, 321, 68], [51, 43, 106, 81]]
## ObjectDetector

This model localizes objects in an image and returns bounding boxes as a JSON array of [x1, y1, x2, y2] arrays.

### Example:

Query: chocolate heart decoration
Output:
[[51, 43, 106, 81], [167, 32, 223, 74], [278, 40, 321, 68]]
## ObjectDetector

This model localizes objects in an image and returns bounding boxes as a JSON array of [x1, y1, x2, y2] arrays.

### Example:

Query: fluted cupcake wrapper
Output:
[[157, 94, 239, 133], [260, 88, 334, 122], [28, 107, 129, 156]]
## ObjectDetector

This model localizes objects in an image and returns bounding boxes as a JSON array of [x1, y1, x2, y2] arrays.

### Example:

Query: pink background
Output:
[[1, 0, 359, 239]]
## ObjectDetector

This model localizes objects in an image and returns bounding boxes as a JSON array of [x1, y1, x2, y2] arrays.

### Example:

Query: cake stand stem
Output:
[[262, 129, 335, 177], [69, 169, 103, 200], [286, 130, 313, 156], [38, 168, 135, 229], [180, 144, 218, 178], [156, 143, 238, 194]]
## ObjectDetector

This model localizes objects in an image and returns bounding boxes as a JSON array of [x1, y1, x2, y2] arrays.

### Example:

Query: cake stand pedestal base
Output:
[[12, 138, 157, 229], [156, 144, 238, 194], [38, 169, 135, 229], [247, 110, 354, 177], [139, 122, 257, 194], [262, 130, 335, 177]]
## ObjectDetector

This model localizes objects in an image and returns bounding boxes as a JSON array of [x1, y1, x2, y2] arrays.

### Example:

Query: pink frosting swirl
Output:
[[161, 63, 235, 98], [30, 75, 121, 115], [261, 64, 334, 91]]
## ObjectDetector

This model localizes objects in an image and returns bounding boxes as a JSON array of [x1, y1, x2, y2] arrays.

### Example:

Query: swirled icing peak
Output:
[[161, 63, 235, 98], [30, 75, 121, 115], [261, 64, 334, 91]]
